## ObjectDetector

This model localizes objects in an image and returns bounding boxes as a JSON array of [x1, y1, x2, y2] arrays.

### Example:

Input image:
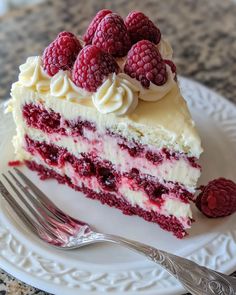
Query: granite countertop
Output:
[[0, 0, 236, 294]]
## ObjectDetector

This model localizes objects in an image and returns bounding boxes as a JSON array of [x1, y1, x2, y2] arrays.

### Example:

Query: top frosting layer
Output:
[[17, 39, 176, 117]]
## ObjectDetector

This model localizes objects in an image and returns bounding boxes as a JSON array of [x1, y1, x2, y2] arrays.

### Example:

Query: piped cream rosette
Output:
[[18, 56, 50, 96], [138, 65, 176, 101], [157, 38, 173, 60], [92, 64, 175, 114], [50, 70, 91, 103], [92, 73, 139, 116]]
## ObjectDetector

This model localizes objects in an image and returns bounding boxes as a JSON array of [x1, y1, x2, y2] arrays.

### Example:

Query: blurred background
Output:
[[0, 0, 44, 15]]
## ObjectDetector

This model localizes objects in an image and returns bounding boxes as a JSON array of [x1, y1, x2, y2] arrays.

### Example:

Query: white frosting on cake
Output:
[[157, 38, 173, 60], [138, 66, 176, 101], [11, 81, 202, 157], [19, 56, 50, 96], [50, 70, 90, 102]]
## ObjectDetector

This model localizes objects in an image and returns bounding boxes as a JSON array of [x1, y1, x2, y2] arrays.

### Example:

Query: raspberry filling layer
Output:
[[22, 103, 200, 169], [25, 160, 190, 239]]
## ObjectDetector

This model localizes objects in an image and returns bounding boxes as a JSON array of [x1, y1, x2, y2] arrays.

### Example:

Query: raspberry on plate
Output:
[[124, 40, 167, 88], [196, 178, 236, 218], [43, 32, 82, 76], [83, 9, 112, 45], [125, 11, 161, 45], [72, 45, 119, 92], [92, 13, 131, 57]]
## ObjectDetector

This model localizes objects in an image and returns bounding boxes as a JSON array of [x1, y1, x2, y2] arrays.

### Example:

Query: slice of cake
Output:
[[8, 11, 202, 238]]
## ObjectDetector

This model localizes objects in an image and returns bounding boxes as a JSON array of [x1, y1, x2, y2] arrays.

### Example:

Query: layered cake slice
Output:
[[9, 10, 202, 238]]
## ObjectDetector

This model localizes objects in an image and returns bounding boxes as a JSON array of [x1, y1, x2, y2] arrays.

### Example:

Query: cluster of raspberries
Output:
[[42, 10, 176, 92], [42, 10, 236, 221]]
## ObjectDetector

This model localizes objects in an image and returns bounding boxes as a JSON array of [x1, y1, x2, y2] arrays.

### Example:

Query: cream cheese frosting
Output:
[[19, 56, 50, 96], [157, 38, 173, 60], [138, 65, 176, 101], [92, 73, 139, 115], [50, 70, 90, 103]]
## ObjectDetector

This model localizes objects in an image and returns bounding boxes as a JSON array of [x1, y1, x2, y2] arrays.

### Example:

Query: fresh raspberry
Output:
[[124, 40, 167, 88], [43, 32, 82, 76], [196, 178, 236, 218], [164, 59, 176, 74], [92, 13, 131, 57], [58, 31, 76, 38], [125, 11, 161, 45], [72, 45, 119, 92], [83, 9, 112, 45], [164, 59, 177, 80]]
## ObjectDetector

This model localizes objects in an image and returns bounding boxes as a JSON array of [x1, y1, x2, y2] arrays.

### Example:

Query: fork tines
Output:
[[0, 168, 77, 245]]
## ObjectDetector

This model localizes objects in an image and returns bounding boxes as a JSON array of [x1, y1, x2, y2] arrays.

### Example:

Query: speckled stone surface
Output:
[[0, 0, 235, 294]]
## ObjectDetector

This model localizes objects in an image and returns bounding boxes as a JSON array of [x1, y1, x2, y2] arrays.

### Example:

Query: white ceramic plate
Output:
[[0, 77, 236, 295]]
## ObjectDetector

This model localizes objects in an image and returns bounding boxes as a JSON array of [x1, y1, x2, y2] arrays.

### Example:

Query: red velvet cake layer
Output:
[[25, 160, 189, 239]]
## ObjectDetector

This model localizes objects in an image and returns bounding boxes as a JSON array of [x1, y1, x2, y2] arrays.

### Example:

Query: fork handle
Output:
[[93, 233, 236, 295]]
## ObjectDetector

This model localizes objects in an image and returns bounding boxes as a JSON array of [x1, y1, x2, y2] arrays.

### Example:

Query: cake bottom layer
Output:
[[26, 160, 190, 239]]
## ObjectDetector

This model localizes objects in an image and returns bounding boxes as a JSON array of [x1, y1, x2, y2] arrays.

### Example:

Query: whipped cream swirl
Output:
[[19, 56, 50, 95], [138, 65, 176, 101], [50, 71, 90, 102], [157, 38, 173, 60], [92, 74, 139, 116]]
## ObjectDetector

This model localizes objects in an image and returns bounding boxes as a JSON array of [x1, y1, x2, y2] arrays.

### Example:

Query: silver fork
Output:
[[0, 168, 236, 295]]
